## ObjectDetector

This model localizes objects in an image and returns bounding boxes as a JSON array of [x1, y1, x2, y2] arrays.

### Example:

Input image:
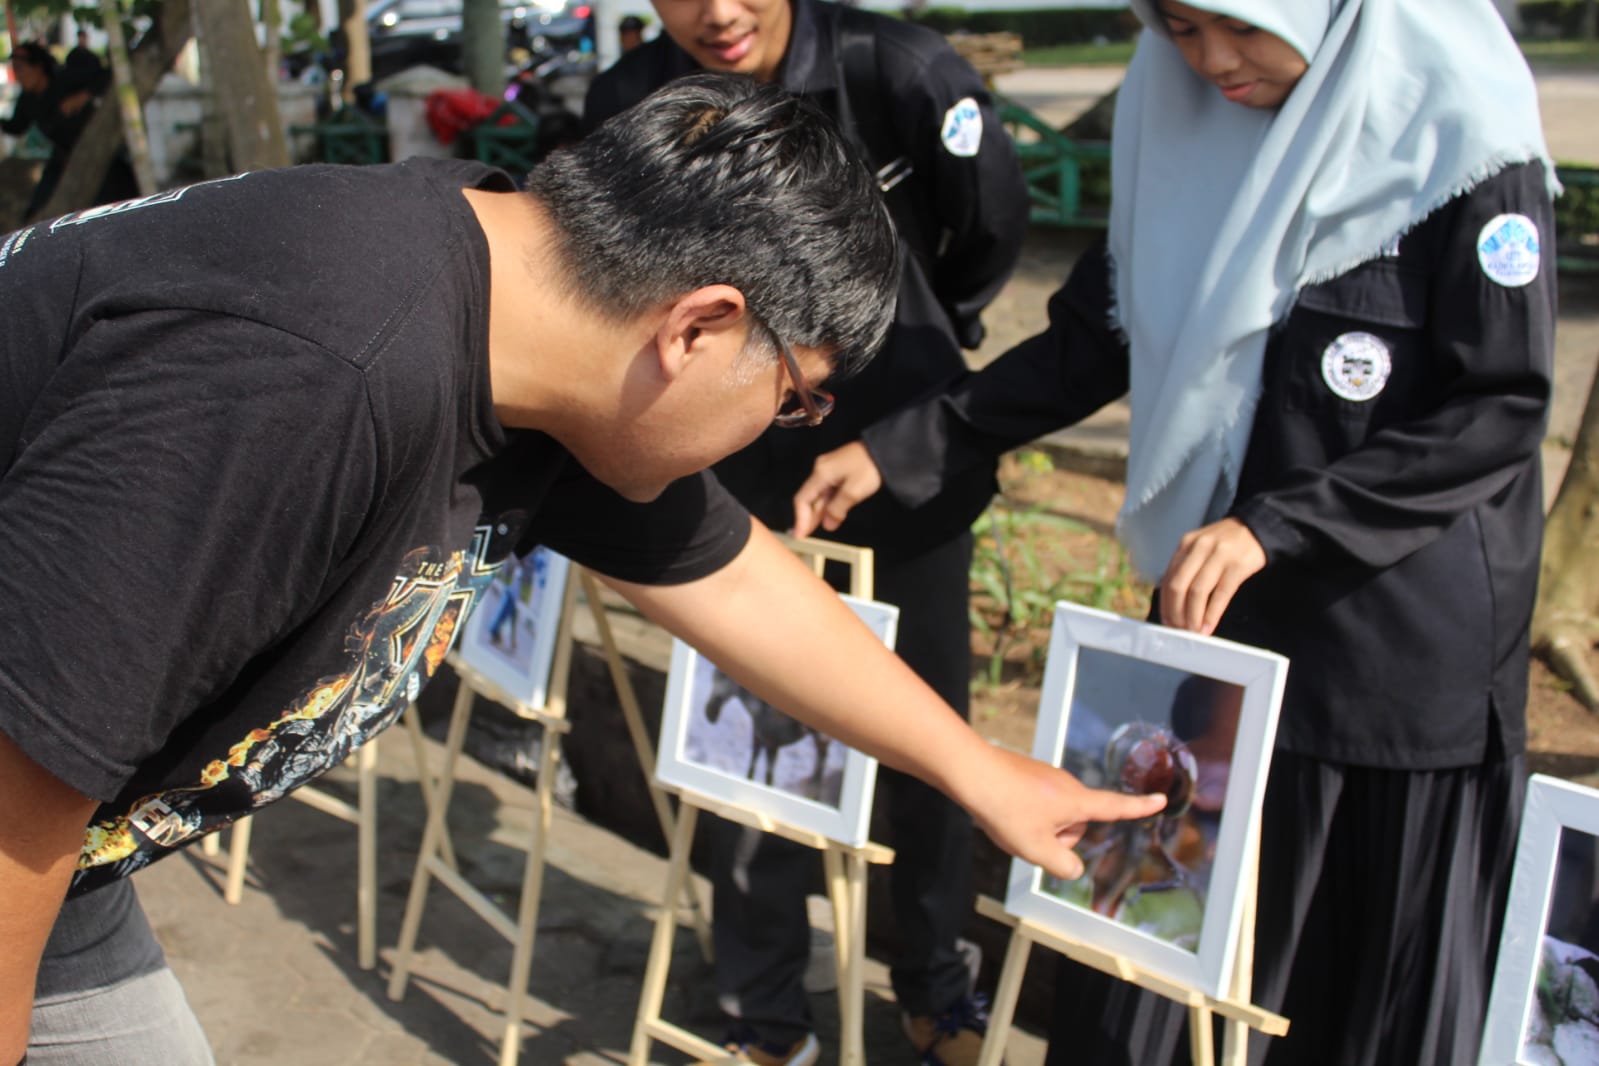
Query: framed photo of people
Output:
[[1481, 774, 1599, 1066], [455, 546, 572, 711], [1002, 602, 1289, 1001], [654, 594, 899, 847]]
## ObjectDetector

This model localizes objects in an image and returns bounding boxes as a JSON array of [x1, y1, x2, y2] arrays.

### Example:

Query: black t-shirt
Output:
[[0, 159, 749, 895]]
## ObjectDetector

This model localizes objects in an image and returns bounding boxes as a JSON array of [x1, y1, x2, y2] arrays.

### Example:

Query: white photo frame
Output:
[[456, 546, 571, 710], [1481, 774, 1599, 1066], [654, 594, 898, 847], [1003, 602, 1288, 1001]]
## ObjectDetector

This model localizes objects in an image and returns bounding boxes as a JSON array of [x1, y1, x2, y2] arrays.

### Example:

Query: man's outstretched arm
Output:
[[601, 520, 1164, 879], [0, 730, 98, 1064]]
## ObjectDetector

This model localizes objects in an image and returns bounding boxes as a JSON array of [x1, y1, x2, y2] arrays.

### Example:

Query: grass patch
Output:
[[1023, 41, 1137, 67]]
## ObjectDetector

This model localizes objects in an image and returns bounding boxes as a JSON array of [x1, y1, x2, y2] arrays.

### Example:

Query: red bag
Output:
[[424, 87, 503, 146]]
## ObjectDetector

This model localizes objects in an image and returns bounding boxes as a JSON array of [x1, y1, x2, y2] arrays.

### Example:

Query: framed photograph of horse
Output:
[[1481, 775, 1599, 1066], [1002, 602, 1289, 1001], [455, 546, 571, 711], [654, 594, 899, 847]]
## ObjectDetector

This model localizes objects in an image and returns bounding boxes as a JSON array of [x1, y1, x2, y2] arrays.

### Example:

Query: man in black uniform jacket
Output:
[[585, 3, 1029, 1063], [0, 75, 1162, 1065]]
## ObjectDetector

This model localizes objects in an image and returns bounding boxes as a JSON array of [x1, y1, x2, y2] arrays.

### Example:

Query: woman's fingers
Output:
[[1160, 518, 1266, 635], [790, 441, 882, 537]]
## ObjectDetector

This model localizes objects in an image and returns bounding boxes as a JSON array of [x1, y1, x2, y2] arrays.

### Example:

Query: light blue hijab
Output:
[[1111, 0, 1558, 579]]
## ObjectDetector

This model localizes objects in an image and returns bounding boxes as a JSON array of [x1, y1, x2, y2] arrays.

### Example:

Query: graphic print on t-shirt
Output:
[[70, 524, 508, 891]]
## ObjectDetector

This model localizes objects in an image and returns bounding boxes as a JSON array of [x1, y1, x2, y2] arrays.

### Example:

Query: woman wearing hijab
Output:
[[791, 1, 1558, 1061]]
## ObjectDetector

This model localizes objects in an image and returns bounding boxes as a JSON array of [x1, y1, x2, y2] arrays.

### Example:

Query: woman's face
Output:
[[1156, 1, 1309, 110]]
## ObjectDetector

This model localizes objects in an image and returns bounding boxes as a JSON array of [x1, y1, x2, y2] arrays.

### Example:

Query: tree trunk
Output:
[[194, 0, 290, 172], [1534, 359, 1599, 712], [34, 0, 195, 221], [1583, 0, 1597, 43], [101, 0, 157, 195], [338, 0, 370, 102], [261, 0, 283, 86], [461, 0, 502, 97]]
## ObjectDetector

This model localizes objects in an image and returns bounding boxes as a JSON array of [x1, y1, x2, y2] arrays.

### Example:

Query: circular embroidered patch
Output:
[[1476, 213, 1540, 287], [1320, 331, 1392, 402], [940, 97, 983, 158]]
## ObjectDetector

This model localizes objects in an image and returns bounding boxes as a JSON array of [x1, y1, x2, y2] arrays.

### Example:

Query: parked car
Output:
[[333, 0, 595, 85]]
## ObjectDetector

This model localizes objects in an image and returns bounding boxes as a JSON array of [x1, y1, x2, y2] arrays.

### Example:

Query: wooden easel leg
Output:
[[579, 570, 714, 962], [387, 681, 475, 1001], [496, 727, 563, 1066], [1188, 1005, 1216, 1066], [840, 851, 869, 1066], [977, 927, 1033, 1066], [1221, 824, 1263, 1065], [402, 699, 457, 873], [224, 815, 253, 904], [356, 737, 379, 971], [822, 846, 868, 1066], [629, 802, 701, 1066], [201, 831, 220, 858]]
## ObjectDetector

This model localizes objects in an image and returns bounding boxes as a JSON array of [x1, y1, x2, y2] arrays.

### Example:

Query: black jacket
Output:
[[583, 0, 1029, 552], [865, 162, 1556, 768]]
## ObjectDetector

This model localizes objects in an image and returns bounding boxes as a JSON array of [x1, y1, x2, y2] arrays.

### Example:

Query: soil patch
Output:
[[966, 452, 1599, 782]]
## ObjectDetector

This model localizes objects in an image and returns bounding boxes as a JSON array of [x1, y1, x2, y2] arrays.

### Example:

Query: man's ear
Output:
[[654, 284, 750, 381]]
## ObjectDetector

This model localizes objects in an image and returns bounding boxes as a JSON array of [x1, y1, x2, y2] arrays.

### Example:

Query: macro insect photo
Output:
[[1044, 652, 1245, 951]]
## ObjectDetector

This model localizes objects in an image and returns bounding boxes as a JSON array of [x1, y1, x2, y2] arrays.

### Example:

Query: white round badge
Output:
[[1320, 332, 1392, 403], [1476, 213, 1540, 287], [940, 97, 982, 158]]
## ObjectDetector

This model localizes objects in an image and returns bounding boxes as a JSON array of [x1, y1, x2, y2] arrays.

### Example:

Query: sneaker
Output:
[[699, 1029, 821, 1066], [902, 992, 993, 1066], [802, 926, 837, 994]]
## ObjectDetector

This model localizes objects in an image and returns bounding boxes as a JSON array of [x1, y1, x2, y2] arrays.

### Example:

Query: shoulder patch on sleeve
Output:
[[1476, 213, 1540, 287], [940, 97, 983, 158]]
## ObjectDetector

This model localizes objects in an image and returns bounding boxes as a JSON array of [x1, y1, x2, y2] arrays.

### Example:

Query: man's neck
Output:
[[462, 187, 637, 432]]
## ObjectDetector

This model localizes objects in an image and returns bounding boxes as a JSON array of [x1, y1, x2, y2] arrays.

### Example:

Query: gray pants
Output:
[[31, 878, 213, 1066]]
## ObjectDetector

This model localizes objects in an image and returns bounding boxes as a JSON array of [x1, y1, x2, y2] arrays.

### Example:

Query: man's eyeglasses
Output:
[[770, 333, 835, 429]]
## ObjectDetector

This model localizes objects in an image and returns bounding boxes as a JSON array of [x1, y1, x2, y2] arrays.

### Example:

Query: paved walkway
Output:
[[136, 723, 1051, 1065]]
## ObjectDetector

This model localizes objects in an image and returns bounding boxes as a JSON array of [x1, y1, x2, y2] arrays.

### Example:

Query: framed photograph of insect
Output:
[[1003, 602, 1289, 1001], [654, 594, 899, 847], [1481, 774, 1599, 1066], [455, 546, 572, 711]]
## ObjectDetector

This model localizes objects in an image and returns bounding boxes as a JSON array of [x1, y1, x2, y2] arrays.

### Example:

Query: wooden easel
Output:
[[974, 828, 1287, 1066], [627, 536, 893, 1066], [385, 562, 715, 1066], [198, 700, 451, 971]]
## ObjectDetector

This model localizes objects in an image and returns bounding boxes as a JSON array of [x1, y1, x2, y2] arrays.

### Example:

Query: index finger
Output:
[[1079, 787, 1167, 825]]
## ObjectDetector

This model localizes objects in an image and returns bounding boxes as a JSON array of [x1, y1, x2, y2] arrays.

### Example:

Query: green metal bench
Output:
[[996, 92, 1111, 230], [290, 109, 388, 167], [465, 99, 542, 174], [1555, 162, 1599, 276]]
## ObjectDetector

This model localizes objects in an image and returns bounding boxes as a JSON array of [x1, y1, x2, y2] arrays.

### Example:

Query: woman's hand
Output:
[[1159, 517, 1266, 635], [790, 441, 883, 538]]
